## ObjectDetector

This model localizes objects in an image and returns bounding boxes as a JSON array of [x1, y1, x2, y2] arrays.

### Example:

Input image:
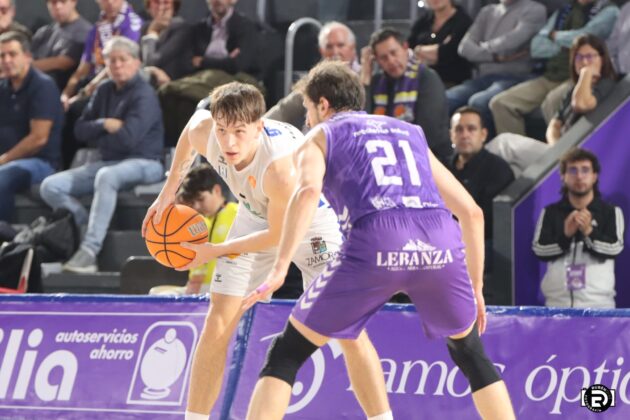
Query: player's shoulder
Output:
[[262, 118, 304, 141], [189, 110, 214, 134]]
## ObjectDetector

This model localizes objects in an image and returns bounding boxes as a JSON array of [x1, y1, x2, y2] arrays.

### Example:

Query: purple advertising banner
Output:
[[513, 99, 630, 306], [0, 296, 236, 420], [231, 303, 630, 419]]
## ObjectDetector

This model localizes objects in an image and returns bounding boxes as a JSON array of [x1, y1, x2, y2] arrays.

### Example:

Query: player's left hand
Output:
[[176, 242, 223, 271], [242, 268, 287, 310], [475, 290, 487, 335]]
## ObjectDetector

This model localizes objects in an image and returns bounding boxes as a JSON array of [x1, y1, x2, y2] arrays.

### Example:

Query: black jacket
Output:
[[191, 11, 260, 75], [532, 195, 624, 261]]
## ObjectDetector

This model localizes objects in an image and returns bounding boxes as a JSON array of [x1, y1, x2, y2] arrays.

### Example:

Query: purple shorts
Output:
[[292, 208, 477, 339]]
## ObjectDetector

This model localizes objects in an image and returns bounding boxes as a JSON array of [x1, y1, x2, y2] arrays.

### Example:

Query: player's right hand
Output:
[[142, 192, 176, 237], [475, 290, 487, 335]]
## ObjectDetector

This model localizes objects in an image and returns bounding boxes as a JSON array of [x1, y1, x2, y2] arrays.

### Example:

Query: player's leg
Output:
[[187, 291, 245, 415], [337, 331, 392, 419], [293, 226, 391, 418], [402, 209, 515, 419], [187, 208, 262, 416], [448, 324, 515, 420], [246, 316, 328, 420]]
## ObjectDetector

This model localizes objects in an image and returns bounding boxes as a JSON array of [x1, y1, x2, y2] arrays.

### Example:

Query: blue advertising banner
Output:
[[0, 295, 236, 420], [231, 303, 630, 419], [513, 99, 630, 306], [2, 296, 630, 419]]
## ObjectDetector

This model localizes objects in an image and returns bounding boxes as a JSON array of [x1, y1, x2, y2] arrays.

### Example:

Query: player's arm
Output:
[[243, 128, 327, 308], [142, 110, 213, 235], [428, 150, 488, 332]]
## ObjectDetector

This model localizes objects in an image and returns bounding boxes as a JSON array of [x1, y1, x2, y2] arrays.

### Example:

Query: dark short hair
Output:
[[560, 147, 600, 196], [452, 106, 486, 129], [178, 164, 227, 203], [369, 28, 405, 52], [298, 60, 365, 112], [569, 34, 616, 84], [143, 0, 182, 14], [0, 31, 31, 54], [209, 82, 266, 126]]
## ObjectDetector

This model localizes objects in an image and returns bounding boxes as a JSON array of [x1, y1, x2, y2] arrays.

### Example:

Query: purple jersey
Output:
[[319, 111, 447, 234]]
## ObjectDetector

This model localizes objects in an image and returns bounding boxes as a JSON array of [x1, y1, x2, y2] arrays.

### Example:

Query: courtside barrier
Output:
[[1, 295, 629, 419]]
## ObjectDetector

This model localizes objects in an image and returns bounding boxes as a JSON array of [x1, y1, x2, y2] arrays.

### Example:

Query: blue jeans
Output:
[[446, 74, 527, 137], [0, 158, 55, 222], [40, 159, 164, 254]]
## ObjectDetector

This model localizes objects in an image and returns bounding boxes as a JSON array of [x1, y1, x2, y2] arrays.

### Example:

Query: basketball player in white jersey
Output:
[[142, 83, 392, 420]]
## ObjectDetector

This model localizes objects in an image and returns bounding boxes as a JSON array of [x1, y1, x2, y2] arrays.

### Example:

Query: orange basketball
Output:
[[145, 204, 208, 269]]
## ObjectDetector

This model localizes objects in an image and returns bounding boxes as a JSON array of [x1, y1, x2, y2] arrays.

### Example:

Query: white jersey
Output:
[[206, 118, 304, 220]]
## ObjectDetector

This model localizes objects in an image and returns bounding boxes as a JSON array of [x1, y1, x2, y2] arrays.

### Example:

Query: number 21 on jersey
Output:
[[365, 139, 422, 186]]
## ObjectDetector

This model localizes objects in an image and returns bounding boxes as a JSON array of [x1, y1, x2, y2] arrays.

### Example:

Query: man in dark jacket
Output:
[[532, 148, 624, 308], [158, 0, 261, 145], [448, 106, 514, 242], [40, 36, 165, 273]]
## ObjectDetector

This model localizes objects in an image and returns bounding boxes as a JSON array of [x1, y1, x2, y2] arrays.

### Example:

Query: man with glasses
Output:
[[532, 148, 624, 308], [31, 0, 92, 90]]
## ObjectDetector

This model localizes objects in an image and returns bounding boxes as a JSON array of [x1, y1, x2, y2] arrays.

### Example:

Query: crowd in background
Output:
[[1, 0, 628, 306]]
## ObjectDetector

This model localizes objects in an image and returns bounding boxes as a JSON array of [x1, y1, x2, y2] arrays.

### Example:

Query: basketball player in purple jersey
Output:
[[243, 61, 516, 419]]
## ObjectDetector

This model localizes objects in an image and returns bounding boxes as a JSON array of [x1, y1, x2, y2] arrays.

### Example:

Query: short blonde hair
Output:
[[209, 82, 266, 126]]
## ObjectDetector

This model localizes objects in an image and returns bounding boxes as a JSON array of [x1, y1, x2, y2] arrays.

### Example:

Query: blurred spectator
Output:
[[490, 0, 619, 135], [488, 34, 617, 177], [141, 0, 193, 84], [408, 0, 472, 87], [448, 0, 546, 137], [448, 106, 514, 242], [362, 28, 451, 163], [60, 0, 142, 169], [266, 21, 358, 129], [31, 0, 92, 90], [40, 37, 164, 273], [150, 164, 237, 295], [532, 148, 624, 308], [61, 0, 142, 109], [158, 0, 260, 145], [0, 0, 31, 39], [606, 0, 630, 76], [0, 31, 64, 223]]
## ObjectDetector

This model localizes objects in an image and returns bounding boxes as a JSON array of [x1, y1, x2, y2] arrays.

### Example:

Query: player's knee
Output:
[[446, 324, 501, 392], [259, 322, 318, 386]]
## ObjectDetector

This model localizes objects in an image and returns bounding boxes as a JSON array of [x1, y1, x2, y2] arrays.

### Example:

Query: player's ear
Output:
[[318, 97, 330, 114]]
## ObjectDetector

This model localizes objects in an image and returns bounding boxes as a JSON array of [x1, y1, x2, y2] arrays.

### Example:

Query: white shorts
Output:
[[210, 205, 342, 298]]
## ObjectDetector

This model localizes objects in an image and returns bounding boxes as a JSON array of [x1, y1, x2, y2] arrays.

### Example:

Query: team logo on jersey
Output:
[[310, 237, 327, 254], [376, 239, 453, 271], [366, 119, 387, 130], [248, 176, 257, 189]]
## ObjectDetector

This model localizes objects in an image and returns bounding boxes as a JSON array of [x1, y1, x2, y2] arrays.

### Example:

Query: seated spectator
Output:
[[158, 0, 260, 145], [362, 28, 452, 163], [60, 0, 142, 169], [31, 0, 92, 90], [448, 106, 514, 243], [408, 0, 472, 87], [150, 164, 237, 295], [490, 0, 619, 136], [141, 0, 193, 85], [606, 0, 630, 77], [532, 148, 624, 308], [40, 37, 164, 273], [448, 0, 546, 137], [488, 34, 617, 176], [0, 31, 64, 223], [266, 21, 358, 129], [0, 0, 31, 39], [61, 0, 142, 108]]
